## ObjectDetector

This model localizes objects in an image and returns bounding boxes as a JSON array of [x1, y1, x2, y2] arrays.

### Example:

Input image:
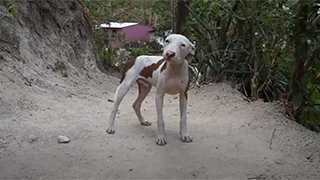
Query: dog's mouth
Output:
[[164, 57, 175, 62]]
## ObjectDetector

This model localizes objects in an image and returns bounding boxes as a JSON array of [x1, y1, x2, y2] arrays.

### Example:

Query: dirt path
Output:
[[0, 73, 320, 179]]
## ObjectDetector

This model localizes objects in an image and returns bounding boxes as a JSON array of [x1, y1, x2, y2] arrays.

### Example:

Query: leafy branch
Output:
[[6, 1, 21, 18]]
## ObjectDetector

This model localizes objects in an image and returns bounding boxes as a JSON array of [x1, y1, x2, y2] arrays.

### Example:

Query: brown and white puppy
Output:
[[106, 34, 195, 146]]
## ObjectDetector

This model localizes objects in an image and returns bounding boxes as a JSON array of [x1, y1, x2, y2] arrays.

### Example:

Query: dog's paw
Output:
[[156, 138, 167, 146], [181, 135, 193, 143], [106, 128, 115, 134], [141, 121, 152, 126]]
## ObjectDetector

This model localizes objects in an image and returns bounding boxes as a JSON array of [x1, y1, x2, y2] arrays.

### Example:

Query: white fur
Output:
[[106, 34, 195, 146]]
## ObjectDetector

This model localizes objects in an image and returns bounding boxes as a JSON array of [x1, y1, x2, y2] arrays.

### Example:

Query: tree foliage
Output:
[[80, 0, 171, 35], [185, 0, 320, 131]]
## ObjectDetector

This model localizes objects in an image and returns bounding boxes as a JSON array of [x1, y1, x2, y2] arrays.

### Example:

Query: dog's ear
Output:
[[186, 44, 196, 63]]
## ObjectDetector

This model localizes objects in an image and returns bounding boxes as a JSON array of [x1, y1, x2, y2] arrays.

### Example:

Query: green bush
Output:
[[185, 0, 320, 132]]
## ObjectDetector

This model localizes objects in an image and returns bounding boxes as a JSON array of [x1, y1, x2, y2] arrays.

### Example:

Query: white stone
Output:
[[58, 135, 70, 143]]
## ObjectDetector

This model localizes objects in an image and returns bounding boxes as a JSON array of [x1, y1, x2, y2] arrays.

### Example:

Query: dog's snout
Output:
[[166, 51, 175, 58]]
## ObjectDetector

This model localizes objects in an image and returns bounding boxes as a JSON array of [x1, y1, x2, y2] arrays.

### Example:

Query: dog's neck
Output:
[[165, 59, 187, 70], [163, 59, 188, 77]]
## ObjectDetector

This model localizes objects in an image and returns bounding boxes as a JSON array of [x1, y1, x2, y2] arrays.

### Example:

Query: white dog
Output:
[[106, 34, 195, 146]]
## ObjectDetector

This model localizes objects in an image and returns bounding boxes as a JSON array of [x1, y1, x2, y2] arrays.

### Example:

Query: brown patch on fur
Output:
[[140, 59, 165, 79], [120, 59, 136, 83], [136, 78, 150, 94], [160, 61, 167, 72]]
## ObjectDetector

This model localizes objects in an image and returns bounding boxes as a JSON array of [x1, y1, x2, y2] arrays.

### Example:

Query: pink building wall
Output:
[[105, 24, 153, 47], [121, 24, 153, 41]]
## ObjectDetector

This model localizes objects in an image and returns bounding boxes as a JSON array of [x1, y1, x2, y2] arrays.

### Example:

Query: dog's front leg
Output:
[[179, 91, 193, 143], [155, 90, 166, 146]]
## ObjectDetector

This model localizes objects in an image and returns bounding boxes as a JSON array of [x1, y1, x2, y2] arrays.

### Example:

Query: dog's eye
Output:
[[165, 39, 170, 43], [181, 44, 186, 47]]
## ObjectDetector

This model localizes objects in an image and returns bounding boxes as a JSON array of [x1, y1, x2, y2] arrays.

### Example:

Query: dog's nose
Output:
[[166, 51, 175, 58]]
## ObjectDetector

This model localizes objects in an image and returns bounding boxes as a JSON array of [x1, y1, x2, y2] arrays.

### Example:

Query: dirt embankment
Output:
[[0, 0, 106, 114], [1, 1, 320, 179]]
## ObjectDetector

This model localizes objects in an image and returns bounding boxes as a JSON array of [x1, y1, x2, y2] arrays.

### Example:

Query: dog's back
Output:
[[120, 55, 166, 87]]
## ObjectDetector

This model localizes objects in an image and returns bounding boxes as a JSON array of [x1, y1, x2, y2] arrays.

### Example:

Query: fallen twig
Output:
[[247, 173, 267, 179], [269, 127, 277, 150]]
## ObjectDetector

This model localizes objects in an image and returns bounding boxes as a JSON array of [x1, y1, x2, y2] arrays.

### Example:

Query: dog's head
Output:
[[163, 34, 196, 64]]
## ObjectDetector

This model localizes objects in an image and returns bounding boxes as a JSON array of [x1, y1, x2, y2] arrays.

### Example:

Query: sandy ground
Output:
[[1, 0, 319, 178], [0, 71, 320, 179]]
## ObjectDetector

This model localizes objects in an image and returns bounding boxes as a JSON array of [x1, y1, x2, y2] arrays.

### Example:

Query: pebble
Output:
[[58, 135, 70, 143], [28, 135, 38, 143], [0, 139, 8, 148]]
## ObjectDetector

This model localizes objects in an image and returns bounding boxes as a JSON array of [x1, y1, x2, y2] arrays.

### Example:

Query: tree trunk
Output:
[[289, 4, 309, 123], [171, 0, 175, 33], [175, 0, 191, 35]]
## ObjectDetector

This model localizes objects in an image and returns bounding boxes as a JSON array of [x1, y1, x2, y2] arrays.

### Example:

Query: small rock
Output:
[[28, 135, 38, 143], [129, 168, 133, 171], [0, 139, 8, 148], [58, 136, 70, 143]]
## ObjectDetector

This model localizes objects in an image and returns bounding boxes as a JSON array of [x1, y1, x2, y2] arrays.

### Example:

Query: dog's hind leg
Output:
[[132, 78, 152, 126], [107, 73, 138, 134]]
